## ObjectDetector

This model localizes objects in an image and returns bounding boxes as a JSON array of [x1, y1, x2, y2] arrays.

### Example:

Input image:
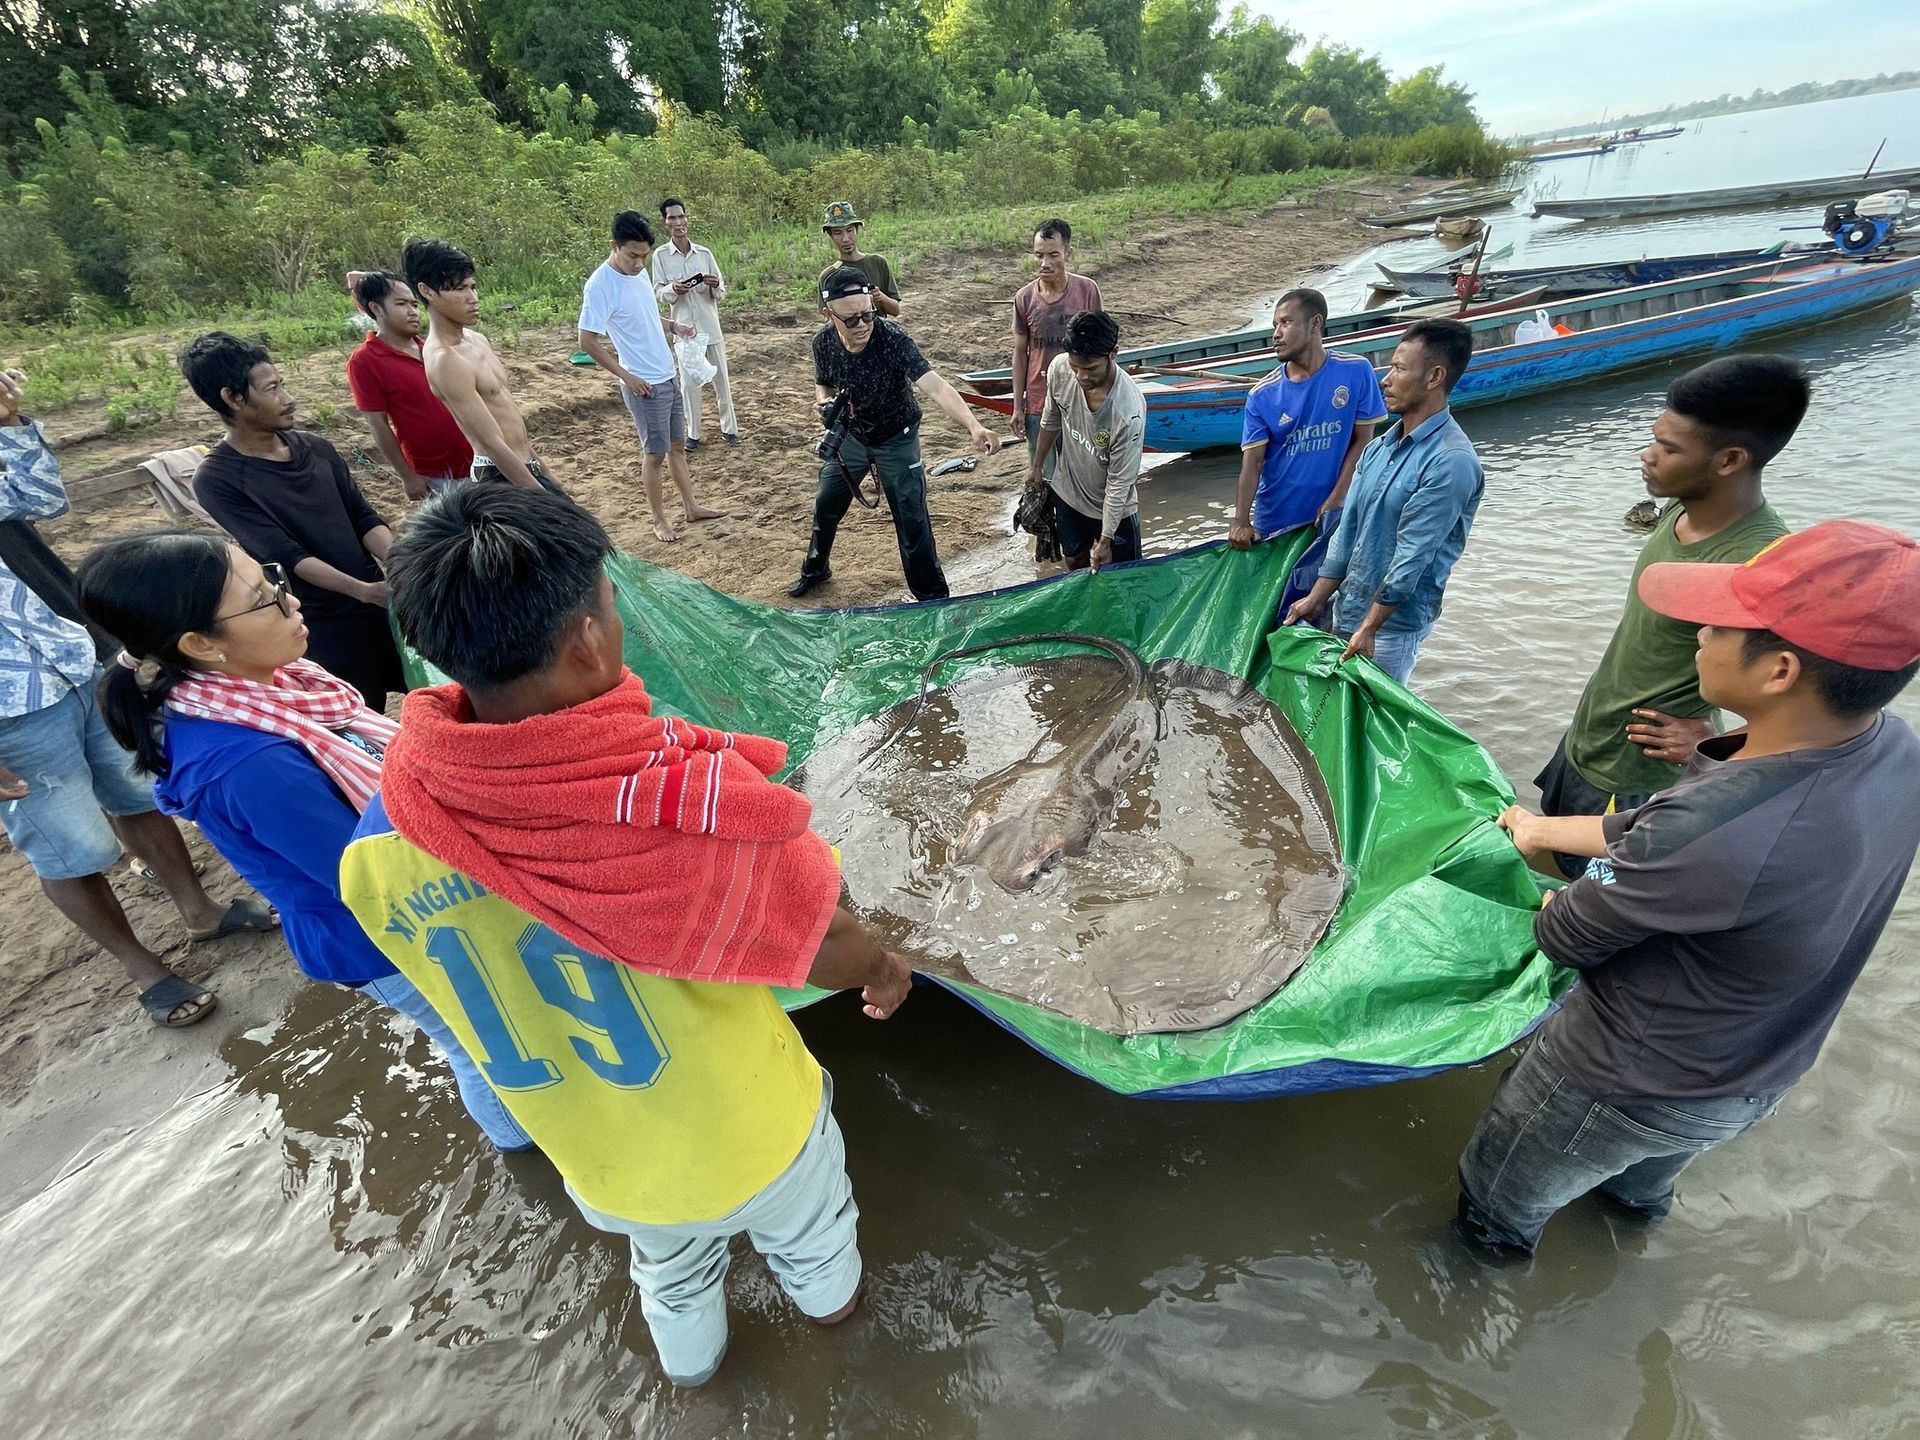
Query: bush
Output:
[[0, 189, 79, 325]]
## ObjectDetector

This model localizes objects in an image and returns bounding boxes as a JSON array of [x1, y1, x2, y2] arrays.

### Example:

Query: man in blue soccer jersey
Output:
[[1226, 288, 1387, 606]]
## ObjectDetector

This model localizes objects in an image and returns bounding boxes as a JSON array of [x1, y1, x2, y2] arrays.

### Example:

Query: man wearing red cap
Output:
[[1458, 521, 1920, 1256]]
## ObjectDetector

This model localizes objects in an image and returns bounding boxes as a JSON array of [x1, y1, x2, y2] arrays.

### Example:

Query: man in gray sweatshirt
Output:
[[1459, 519, 1920, 1256]]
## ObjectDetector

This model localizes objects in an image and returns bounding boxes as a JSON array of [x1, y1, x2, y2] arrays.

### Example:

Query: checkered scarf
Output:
[[164, 659, 399, 813]]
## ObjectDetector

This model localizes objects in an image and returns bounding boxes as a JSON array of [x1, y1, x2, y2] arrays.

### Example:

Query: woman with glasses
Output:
[[76, 532, 532, 1151]]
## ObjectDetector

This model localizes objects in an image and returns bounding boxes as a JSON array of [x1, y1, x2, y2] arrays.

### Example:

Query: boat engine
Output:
[[1824, 191, 1911, 255]]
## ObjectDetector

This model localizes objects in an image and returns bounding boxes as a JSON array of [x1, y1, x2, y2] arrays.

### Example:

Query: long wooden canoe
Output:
[[958, 291, 1547, 399], [1376, 244, 1788, 300], [1361, 185, 1522, 227], [1532, 164, 1920, 221], [966, 256, 1920, 453]]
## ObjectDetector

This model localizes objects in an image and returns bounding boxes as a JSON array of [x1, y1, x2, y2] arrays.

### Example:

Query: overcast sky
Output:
[[1251, 0, 1920, 134]]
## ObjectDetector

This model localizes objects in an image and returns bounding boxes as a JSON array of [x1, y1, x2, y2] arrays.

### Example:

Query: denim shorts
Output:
[[0, 678, 155, 881], [622, 377, 687, 455]]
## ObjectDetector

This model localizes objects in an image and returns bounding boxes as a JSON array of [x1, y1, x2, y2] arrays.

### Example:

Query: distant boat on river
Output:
[[1533, 164, 1920, 220]]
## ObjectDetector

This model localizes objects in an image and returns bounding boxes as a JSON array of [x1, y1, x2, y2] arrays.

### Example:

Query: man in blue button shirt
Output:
[[1283, 319, 1483, 687]]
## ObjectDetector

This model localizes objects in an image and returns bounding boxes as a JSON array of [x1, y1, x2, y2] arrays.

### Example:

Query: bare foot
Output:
[[684, 504, 729, 522], [652, 519, 681, 543]]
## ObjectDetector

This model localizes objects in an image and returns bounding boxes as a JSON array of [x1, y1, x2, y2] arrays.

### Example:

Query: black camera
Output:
[[817, 392, 854, 460]]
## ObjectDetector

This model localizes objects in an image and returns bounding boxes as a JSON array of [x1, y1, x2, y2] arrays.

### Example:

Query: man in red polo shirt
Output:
[[348, 271, 474, 500]]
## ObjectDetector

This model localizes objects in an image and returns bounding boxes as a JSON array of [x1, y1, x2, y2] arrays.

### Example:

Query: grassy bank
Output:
[[3, 169, 1351, 428]]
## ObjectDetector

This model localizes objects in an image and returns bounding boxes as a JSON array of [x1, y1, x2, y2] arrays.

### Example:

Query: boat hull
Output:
[[1534, 164, 1920, 221], [1377, 246, 1790, 300]]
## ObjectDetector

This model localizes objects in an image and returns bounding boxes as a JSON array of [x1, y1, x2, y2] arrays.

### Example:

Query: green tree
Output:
[[1212, 4, 1299, 113], [1383, 64, 1475, 136], [1291, 42, 1390, 136], [1139, 0, 1218, 107], [0, 1, 151, 157], [727, 0, 942, 147], [1028, 29, 1127, 117]]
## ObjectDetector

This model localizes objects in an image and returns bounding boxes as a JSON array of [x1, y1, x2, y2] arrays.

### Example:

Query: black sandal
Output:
[[138, 975, 218, 1028]]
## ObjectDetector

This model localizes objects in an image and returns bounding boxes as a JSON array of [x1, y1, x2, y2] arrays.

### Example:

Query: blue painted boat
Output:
[[957, 293, 1501, 399], [1087, 256, 1920, 453], [1376, 243, 1788, 300]]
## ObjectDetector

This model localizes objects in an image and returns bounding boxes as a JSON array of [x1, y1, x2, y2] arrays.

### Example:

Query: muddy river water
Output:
[[7, 103, 1920, 1436]]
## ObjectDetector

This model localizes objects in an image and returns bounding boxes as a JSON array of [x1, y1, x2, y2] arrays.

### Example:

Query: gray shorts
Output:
[[622, 378, 686, 455]]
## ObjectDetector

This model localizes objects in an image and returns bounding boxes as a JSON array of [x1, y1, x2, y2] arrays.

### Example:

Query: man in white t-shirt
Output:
[[649, 197, 738, 450], [578, 212, 728, 543]]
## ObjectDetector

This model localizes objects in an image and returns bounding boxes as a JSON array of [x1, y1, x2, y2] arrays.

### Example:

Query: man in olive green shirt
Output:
[[819, 201, 902, 319], [1535, 355, 1808, 877]]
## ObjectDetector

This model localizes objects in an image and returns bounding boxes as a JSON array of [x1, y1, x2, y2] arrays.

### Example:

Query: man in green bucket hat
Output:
[[819, 202, 902, 320]]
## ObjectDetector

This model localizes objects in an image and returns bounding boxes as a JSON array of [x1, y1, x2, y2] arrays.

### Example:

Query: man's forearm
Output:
[[361, 525, 394, 563], [875, 290, 902, 318], [294, 556, 377, 603], [806, 906, 896, 992], [1530, 814, 1610, 860], [1031, 425, 1060, 473], [578, 331, 632, 388], [360, 416, 419, 485], [1010, 342, 1028, 416], [1352, 599, 1399, 636], [923, 373, 981, 433], [1232, 446, 1264, 525]]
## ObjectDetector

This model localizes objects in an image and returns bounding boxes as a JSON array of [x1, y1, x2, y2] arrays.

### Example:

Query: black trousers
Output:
[[801, 427, 948, 600], [307, 606, 406, 713]]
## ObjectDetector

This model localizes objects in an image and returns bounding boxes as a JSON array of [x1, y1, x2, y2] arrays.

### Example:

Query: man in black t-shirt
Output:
[[182, 332, 404, 708], [790, 267, 1001, 601]]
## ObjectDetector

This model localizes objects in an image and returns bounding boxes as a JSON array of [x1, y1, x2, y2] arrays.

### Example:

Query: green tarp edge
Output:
[[400, 532, 1568, 1096]]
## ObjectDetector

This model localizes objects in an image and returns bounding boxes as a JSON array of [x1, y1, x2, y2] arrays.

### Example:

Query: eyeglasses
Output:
[[214, 564, 292, 623], [832, 309, 876, 329]]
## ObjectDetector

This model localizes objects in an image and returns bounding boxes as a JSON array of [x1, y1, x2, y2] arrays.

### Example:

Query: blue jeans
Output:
[[0, 677, 156, 881], [567, 1076, 861, 1386], [1457, 1043, 1781, 1255], [1332, 597, 1431, 686], [359, 970, 534, 1153]]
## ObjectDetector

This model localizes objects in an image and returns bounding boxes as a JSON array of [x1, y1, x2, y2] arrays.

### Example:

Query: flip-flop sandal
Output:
[[138, 975, 218, 1028], [188, 897, 279, 942]]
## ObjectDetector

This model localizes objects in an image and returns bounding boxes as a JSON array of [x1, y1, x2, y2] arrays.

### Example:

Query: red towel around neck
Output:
[[379, 672, 839, 987]]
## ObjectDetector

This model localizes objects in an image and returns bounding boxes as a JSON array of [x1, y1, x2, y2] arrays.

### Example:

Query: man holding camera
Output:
[[789, 267, 1000, 602], [649, 197, 738, 450]]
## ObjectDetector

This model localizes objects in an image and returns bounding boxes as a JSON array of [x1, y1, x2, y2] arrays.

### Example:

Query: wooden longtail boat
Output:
[[1532, 165, 1920, 221]]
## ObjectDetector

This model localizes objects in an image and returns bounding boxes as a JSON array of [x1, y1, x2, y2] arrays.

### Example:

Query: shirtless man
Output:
[[403, 238, 566, 495]]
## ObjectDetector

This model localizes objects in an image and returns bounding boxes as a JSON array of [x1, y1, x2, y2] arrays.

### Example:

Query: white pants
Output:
[[679, 334, 737, 440]]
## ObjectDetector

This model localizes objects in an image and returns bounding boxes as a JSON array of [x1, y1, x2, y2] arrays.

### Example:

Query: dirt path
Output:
[[0, 185, 1404, 1135]]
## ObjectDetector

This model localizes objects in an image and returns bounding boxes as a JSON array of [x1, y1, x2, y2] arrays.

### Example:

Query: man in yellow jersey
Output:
[[339, 484, 910, 1387]]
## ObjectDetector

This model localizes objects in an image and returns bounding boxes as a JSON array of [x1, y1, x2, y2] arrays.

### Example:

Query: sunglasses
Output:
[[214, 563, 293, 623], [831, 308, 876, 329]]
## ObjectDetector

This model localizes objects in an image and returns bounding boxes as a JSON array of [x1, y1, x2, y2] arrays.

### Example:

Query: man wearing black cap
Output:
[[790, 267, 1001, 601]]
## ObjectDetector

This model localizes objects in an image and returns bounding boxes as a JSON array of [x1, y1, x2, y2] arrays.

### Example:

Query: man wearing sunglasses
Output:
[[789, 267, 1000, 601]]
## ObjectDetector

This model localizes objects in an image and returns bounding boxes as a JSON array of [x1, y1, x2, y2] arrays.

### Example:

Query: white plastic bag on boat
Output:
[[1513, 308, 1556, 344], [675, 334, 717, 387]]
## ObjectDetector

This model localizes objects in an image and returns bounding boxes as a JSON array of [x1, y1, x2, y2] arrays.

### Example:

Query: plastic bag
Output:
[[675, 334, 717, 387], [1513, 308, 1556, 344]]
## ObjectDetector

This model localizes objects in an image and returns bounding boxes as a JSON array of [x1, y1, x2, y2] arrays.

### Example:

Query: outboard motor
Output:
[[1824, 192, 1910, 255]]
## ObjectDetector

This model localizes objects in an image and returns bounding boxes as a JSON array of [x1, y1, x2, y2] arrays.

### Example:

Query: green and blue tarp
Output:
[[404, 534, 1567, 1098]]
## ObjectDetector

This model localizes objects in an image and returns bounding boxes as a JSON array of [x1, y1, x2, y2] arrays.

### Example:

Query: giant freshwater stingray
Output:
[[799, 635, 1348, 1035]]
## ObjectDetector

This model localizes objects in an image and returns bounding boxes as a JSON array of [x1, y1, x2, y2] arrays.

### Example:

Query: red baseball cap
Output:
[[1637, 520, 1920, 670]]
